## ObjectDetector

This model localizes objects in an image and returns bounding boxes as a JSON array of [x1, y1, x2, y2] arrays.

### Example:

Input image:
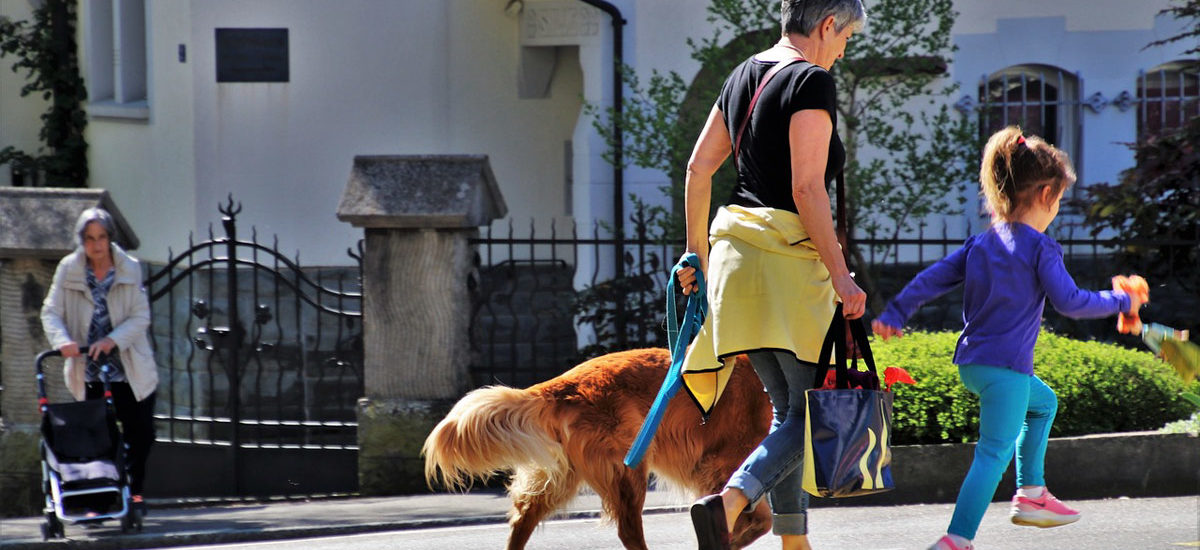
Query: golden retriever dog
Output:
[[423, 348, 773, 550]]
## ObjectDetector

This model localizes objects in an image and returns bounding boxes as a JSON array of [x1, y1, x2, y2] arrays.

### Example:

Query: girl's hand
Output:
[[58, 342, 81, 358], [1127, 275, 1148, 313], [832, 273, 866, 319], [88, 337, 117, 360], [872, 319, 903, 341]]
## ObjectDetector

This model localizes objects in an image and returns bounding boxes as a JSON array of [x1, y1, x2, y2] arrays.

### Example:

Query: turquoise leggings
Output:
[[948, 364, 1058, 540]]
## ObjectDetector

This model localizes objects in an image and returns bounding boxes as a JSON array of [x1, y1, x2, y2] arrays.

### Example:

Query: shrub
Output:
[[874, 330, 1196, 444], [1161, 411, 1200, 435]]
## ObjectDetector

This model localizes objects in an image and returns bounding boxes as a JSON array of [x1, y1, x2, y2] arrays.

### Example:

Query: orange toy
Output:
[[1111, 275, 1149, 335]]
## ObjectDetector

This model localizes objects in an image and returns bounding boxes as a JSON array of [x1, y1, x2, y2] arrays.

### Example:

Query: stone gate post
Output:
[[336, 155, 506, 494], [0, 188, 139, 515]]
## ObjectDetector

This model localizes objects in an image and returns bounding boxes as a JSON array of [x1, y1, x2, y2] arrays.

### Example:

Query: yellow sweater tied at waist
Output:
[[680, 205, 837, 418]]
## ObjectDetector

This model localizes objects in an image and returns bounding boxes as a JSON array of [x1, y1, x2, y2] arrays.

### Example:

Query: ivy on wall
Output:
[[0, 0, 87, 187]]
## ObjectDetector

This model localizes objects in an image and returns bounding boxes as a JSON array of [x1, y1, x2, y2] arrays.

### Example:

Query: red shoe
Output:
[[1011, 489, 1081, 528], [927, 535, 973, 550], [131, 494, 148, 516]]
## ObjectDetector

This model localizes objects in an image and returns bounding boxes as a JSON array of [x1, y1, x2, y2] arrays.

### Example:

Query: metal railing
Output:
[[469, 215, 1200, 389], [144, 197, 363, 495]]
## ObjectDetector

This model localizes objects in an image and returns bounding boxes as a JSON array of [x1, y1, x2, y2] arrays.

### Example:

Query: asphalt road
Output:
[[166, 496, 1199, 550]]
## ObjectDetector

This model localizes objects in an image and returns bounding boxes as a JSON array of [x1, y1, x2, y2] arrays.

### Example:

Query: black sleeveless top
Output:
[[717, 56, 844, 213]]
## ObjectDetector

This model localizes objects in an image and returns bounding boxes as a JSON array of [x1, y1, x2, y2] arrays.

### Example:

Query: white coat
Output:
[[40, 243, 159, 402]]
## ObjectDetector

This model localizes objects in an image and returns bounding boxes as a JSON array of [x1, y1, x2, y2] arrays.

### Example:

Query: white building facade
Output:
[[0, 0, 1194, 265]]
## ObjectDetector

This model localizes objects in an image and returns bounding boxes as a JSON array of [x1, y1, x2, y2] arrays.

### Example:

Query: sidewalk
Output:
[[1, 431, 1195, 549], [0, 488, 690, 550]]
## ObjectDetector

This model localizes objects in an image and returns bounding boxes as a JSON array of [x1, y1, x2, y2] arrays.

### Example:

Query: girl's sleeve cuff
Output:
[[1111, 290, 1132, 313]]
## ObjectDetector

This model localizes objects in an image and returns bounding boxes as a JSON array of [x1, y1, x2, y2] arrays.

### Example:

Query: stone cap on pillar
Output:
[[336, 155, 508, 229], [0, 188, 139, 259]]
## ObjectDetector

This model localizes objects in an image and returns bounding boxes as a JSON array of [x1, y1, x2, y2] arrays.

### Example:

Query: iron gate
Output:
[[143, 197, 363, 498]]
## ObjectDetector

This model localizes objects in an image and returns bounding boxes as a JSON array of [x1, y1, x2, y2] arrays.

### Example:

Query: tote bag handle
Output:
[[816, 303, 877, 389]]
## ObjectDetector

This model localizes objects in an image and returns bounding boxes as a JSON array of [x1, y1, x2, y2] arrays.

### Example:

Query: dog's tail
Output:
[[423, 386, 565, 491]]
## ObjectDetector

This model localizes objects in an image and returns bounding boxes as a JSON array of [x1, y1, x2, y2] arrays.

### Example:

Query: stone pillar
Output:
[[337, 155, 507, 495], [0, 188, 139, 515]]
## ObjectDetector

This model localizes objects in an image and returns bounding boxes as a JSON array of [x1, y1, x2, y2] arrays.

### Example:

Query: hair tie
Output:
[[1016, 135, 1026, 146]]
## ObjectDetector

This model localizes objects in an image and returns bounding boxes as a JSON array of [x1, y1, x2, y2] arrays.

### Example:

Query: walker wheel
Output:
[[42, 514, 64, 539]]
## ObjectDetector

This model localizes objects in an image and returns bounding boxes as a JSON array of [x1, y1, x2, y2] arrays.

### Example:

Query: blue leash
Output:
[[624, 253, 708, 468]]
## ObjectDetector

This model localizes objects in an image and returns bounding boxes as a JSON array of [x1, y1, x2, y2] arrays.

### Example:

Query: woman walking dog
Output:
[[673, 1, 868, 548]]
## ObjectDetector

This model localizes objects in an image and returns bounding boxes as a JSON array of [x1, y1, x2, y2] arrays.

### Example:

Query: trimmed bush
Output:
[[874, 330, 1197, 444]]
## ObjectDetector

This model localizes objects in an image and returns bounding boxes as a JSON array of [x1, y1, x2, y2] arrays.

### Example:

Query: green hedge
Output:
[[874, 330, 1199, 444]]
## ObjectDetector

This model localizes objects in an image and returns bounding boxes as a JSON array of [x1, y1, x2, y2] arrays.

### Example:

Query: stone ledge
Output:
[[818, 430, 1200, 507], [0, 187, 139, 258]]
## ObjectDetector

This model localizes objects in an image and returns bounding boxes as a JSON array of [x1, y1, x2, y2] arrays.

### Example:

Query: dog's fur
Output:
[[423, 348, 773, 550]]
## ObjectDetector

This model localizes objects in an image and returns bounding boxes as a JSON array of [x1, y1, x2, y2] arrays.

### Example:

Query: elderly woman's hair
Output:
[[782, 0, 867, 36], [74, 207, 118, 248]]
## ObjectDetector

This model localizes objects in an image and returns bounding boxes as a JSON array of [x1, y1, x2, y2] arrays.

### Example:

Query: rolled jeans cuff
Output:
[[726, 470, 766, 510], [771, 512, 808, 536]]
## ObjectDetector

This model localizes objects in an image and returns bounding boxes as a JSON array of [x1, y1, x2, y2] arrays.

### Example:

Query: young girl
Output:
[[871, 126, 1144, 550]]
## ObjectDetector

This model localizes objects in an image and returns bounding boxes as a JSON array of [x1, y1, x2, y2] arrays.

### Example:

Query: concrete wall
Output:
[[77, 0, 198, 263]]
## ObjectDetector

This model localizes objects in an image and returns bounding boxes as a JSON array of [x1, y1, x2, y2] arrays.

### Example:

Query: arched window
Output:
[[979, 65, 1082, 165], [1137, 62, 1200, 140]]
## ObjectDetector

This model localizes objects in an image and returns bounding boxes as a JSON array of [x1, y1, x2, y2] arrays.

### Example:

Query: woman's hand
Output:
[[676, 265, 699, 295], [832, 272, 866, 319], [872, 319, 903, 341], [88, 337, 117, 360], [58, 341, 81, 358], [675, 251, 709, 296]]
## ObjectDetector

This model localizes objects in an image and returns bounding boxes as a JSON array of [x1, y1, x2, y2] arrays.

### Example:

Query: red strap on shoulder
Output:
[[733, 56, 805, 168]]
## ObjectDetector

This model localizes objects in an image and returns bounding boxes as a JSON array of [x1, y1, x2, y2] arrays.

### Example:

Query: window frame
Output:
[[1136, 61, 1200, 141], [84, 0, 148, 120]]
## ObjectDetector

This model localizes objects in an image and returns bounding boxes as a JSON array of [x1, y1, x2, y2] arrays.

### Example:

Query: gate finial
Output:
[[218, 193, 243, 219], [219, 193, 243, 239]]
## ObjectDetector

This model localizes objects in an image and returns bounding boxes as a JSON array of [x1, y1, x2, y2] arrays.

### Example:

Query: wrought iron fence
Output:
[[469, 212, 683, 388], [856, 222, 1200, 341], [145, 197, 363, 496], [469, 215, 1200, 389]]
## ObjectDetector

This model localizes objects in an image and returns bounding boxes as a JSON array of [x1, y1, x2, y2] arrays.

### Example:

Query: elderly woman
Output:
[[675, 1, 868, 549], [41, 207, 158, 510]]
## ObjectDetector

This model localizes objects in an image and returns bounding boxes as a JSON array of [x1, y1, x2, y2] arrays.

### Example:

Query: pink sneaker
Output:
[[928, 535, 973, 550], [1011, 489, 1081, 527]]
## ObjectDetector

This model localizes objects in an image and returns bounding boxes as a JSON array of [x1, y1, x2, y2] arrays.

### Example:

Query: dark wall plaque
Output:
[[216, 28, 289, 83]]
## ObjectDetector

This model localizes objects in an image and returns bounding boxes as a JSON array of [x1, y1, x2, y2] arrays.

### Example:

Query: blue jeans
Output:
[[725, 350, 816, 535], [948, 364, 1058, 540]]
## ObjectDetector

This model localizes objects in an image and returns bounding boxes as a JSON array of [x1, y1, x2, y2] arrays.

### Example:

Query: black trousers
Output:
[[84, 382, 156, 495]]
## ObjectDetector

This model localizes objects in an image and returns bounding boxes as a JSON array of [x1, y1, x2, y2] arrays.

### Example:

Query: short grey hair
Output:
[[781, 0, 867, 36], [74, 207, 117, 248]]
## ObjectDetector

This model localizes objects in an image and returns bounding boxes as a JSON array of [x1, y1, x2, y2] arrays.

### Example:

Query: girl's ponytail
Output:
[[979, 126, 1076, 222]]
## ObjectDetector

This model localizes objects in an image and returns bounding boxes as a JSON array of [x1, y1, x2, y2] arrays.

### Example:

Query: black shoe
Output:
[[689, 494, 731, 550]]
